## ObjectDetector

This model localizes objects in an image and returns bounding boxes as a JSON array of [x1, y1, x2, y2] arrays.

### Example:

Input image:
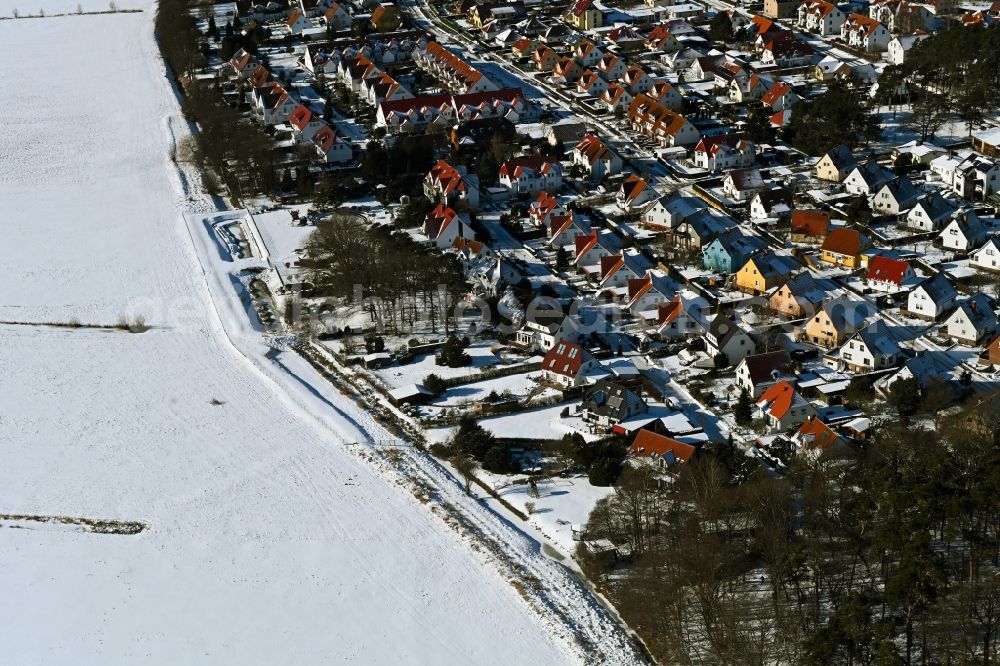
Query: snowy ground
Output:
[[0, 9, 641, 664]]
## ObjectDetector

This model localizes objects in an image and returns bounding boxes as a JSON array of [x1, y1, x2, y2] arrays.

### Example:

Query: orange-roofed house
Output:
[[841, 13, 891, 51], [616, 174, 656, 211], [601, 83, 634, 114], [656, 295, 704, 339], [798, 0, 846, 35], [229, 48, 256, 78], [531, 45, 559, 71], [312, 124, 352, 163], [760, 81, 800, 111], [628, 429, 697, 470], [323, 2, 352, 30], [288, 104, 326, 143], [573, 133, 623, 182], [286, 9, 313, 33], [791, 416, 846, 455], [511, 37, 538, 58], [820, 228, 867, 268], [548, 211, 591, 248], [423, 202, 474, 249], [644, 24, 681, 53], [424, 159, 481, 209], [627, 94, 700, 147], [757, 380, 817, 431], [529, 190, 566, 227], [790, 209, 830, 244]]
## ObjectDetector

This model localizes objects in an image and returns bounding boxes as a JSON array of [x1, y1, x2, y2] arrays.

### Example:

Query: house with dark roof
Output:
[[870, 177, 920, 216], [940, 211, 987, 252], [837, 319, 902, 372], [906, 273, 956, 321], [735, 350, 794, 398], [945, 294, 997, 345], [722, 168, 766, 201], [814, 144, 856, 182], [705, 314, 756, 366], [844, 160, 894, 196], [749, 188, 793, 221], [656, 295, 704, 339], [770, 271, 838, 318], [580, 380, 648, 430], [735, 250, 800, 294], [904, 193, 958, 232], [702, 228, 769, 273], [498, 156, 562, 196], [801, 296, 876, 348], [971, 237, 1000, 273]]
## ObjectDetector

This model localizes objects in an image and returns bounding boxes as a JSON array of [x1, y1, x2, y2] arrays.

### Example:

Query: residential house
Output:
[[798, 0, 846, 35], [529, 190, 566, 227], [627, 270, 675, 314], [574, 40, 603, 67], [757, 32, 814, 68], [791, 417, 847, 455], [870, 0, 932, 32], [972, 126, 1000, 160], [580, 380, 648, 429], [577, 70, 608, 97], [736, 350, 795, 398], [288, 104, 325, 144], [906, 272, 957, 320], [552, 57, 584, 83], [841, 14, 891, 51], [573, 133, 622, 181], [866, 255, 917, 291], [595, 53, 628, 82], [735, 250, 800, 294], [511, 37, 538, 58], [705, 314, 757, 366], [548, 210, 591, 247], [790, 209, 831, 244], [656, 295, 704, 339], [311, 124, 352, 163], [939, 211, 986, 252], [423, 203, 474, 249], [765, 0, 799, 18], [930, 151, 1000, 201], [904, 193, 958, 231], [628, 430, 697, 470], [945, 294, 997, 344], [692, 135, 755, 173], [499, 156, 563, 196], [323, 2, 353, 29], [599, 251, 651, 289], [722, 168, 766, 202], [820, 228, 867, 267], [815, 144, 857, 182], [757, 381, 817, 431], [644, 24, 682, 52], [838, 319, 901, 372], [229, 48, 257, 78], [870, 177, 920, 216], [887, 31, 929, 65], [729, 74, 768, 103], [601, 83, 634, 114], [972, 237, 1000, 273], [801, 297, 875, 348], [286, 9, 313, 33], [814, 56, 852, 82], [672, 209, 736, 250], [575, 230, 622, 272], [424, 159, 481, 209], [749, 188, 793, 220], [893, 139, 945, 166], [980, 334, 1000, 367], [540, 339, 598, 387], [646, 80, 683, 111], [628, 94, 700, 147], [640, 192, 706, 232], [531, 45, 559, 71], [770, 272, 838, 318], [760, 81, 800, 111], [563, 0, 603, 30], [370, 2, 402, 31], [617, 174, 656, 211], [702, 228, 768, 273], [843, 160, 893, 196]]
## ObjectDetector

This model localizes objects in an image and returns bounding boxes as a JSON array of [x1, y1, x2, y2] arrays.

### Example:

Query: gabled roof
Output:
[[707, 313, 749, 348], [725, 168, 764, 191], [744, 250, 799, 280], [618, 174, 649, 204], [821, 227, 866, 257], [542, 339, 594, 378], [790, 209, 830, 237], [951, 294, 998, 331], [760, 81, 794, 106], [628, 429, 696, 465], [913, 272, 956, 304], [657, 294, 686, 328], [575, 133, 614, 165], [866, 255, 911, 285], [757, 380, 803, 420], [582, 380, 647, 420], [820, 144, 856, 170], [793, 417, 844, 450], [852, 319, 901, 358], [739, 350, 793, 385], [816, 297, 875, 332], [499, 156, 560, 180], [780, 271, 837, 305]]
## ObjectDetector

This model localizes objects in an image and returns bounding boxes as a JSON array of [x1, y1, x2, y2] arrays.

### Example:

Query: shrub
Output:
[[423, 373, 446, 395]]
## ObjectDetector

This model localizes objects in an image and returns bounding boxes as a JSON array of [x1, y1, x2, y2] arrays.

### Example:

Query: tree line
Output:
[[302, 213, 468, 335], [581, 416, 1000, 665]]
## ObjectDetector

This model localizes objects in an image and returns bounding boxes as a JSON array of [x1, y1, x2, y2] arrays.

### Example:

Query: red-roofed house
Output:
[[549, 211, 591, 247], [626, 271, 673, 313], [760, 81, 800, 111], [229, 48, 256, 78], [693, 135, 755, 172], [601, 83, 634, 114], [841, 13, 891, 51], [529, 190, 565, 227], [790, 209, 831, 243], [628, 94, 700, 147], [573, 133, 622, 182], [288, 104, 325, 143], [757, 381, 817, 431], [541, 339, 599, 388], [628, 429, 697, 470], [866, 256, 916, 291], [821, 228, 867, 267], [616, 174, 656, 211], [645, 24, 681, 53], [424, 160, 481, 209], [312, 124, 352, 163], [563, 0, 603, 30], [424, 202, 474, 249], [286, 9, 312, 33], [499, 156, 563, 195], [656, 295, 703, 338], [791, 416, 847, 455], [798, 0, 845, 35]]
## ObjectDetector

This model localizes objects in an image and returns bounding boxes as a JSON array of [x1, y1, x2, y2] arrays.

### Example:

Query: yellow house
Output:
[[814, 145, 856, 182], [800, 297, 874, 348], [769, 273, 833, 319], [820, 227, 866, 268], [735, 251, 798, 295], [563, 0, 603, 30]]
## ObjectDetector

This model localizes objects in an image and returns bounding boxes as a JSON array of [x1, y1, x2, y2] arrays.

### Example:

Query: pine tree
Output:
[[735, 388, 753, 426]]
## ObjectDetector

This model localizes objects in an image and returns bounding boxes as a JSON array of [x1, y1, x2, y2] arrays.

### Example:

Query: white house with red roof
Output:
[[656, 295, 704, 338], [541, 339, 599, 388], [286, 10, 313, 33], [644, 24, 682, 53], [623, 66, 655, 96], [866, 255, 917, 292], [729, 74, 768, 103], [598, 251, 651, 289], [229, 48, 256, 78], [600, 83, 633, 114], [628, 430, 697, 470], [573, 133, 622, 182], [312, 125, 352, 163], [627, 270, 674, 314], [424, 160, 481, 209], [841, 13, 891, 51], [760, 81, 799, 111], [617, 174, 657, 211], [423, 203, 474, 250], [323, 2, 352, 29], [548, 211, 591, 248], [577, 70, 609, 98], [413, 41, 499, 94], [646, 81, 683, 111], [499, 156, 563, 196], [798, 0, 845, 35], [529, 191, 565, 227], [757, 380, 817, 431], [595, 53, 628, 81], [288, 104, 326, 143], [693, 135, 755, 172], [791, 417, 847, 456], [575, 230, 622, 274], [573, 40, 603, 67], [252, 81, 300, 125]]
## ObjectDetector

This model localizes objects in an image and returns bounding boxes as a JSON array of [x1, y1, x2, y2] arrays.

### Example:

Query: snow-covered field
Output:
[[0, 9, 640, 664]]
